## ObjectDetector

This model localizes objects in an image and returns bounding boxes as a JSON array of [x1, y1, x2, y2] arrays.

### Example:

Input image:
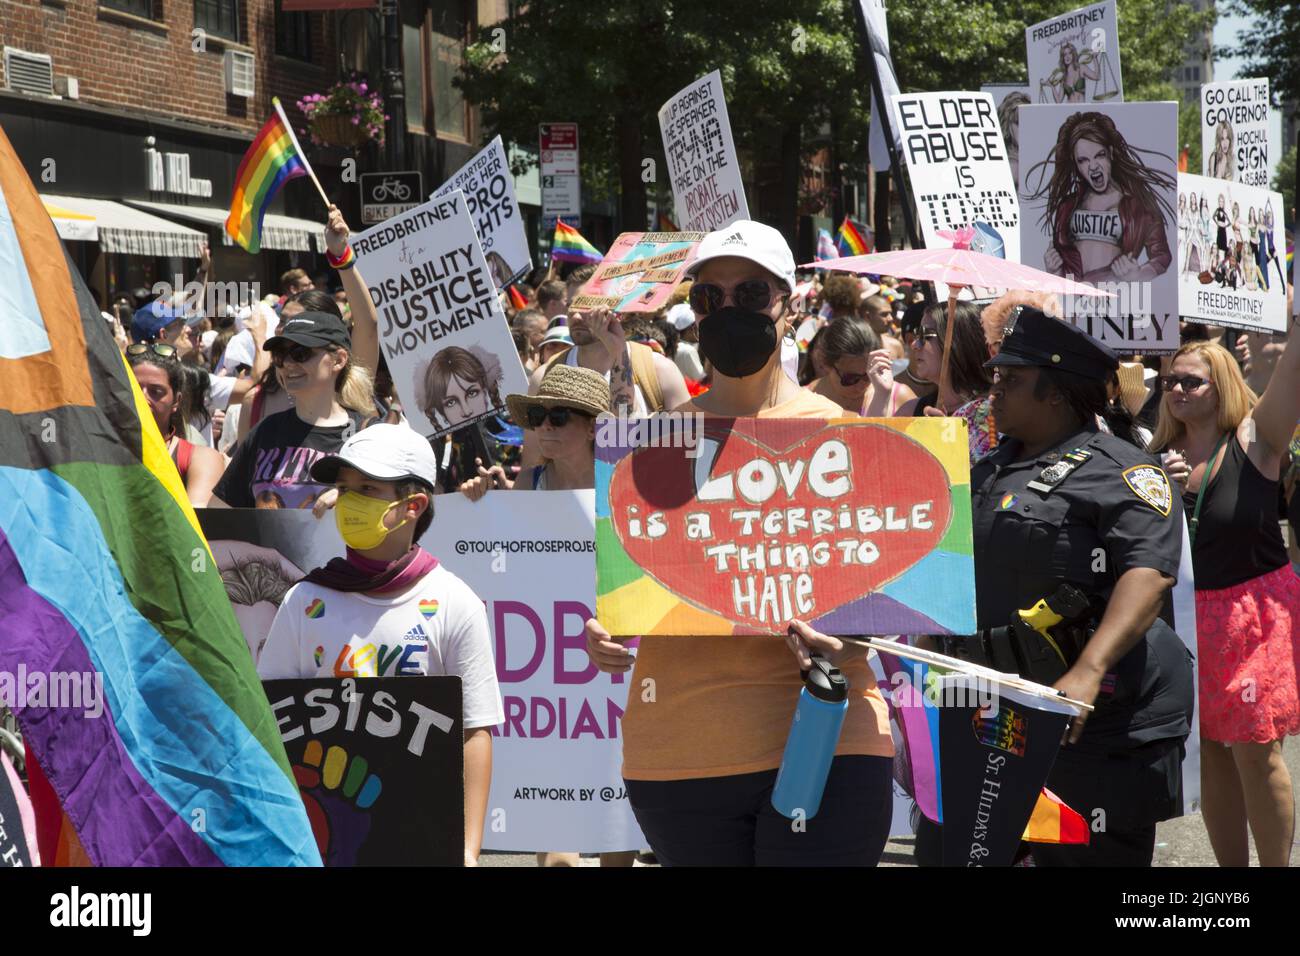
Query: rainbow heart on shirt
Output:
[[418, 599, 439, 620], [313, 645, 324, 667], [305, 598, 325, 619]]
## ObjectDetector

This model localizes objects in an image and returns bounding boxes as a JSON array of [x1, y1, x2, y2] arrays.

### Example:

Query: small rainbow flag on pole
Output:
[[550, 220, 603, 265], [837, 216, 870, 257], [226, 98, 315, 254], [1023, 788, 1090, 845]]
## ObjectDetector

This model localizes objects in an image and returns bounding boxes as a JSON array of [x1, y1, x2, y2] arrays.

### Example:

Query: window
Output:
[[431, 0, 469, 140], [1192, 66, 1201, 82], [275, 1, 312, 61], [100, 0, 153, 18], [194, 0, 239, 42], [401, 0, 427, 131]]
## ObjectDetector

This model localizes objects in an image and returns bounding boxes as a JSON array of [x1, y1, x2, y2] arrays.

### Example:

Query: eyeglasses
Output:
[[526, 405, 588, 429], [271, 344, 323, 367], [1160, 374, 1211, 393], [126, 343, 176, 358], [688, 280, 779, 315], [915, 329, 942, 344], [834, 367, 871, 387]]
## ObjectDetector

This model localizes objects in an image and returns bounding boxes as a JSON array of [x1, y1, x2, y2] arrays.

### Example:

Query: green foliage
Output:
[[1228, 1, 1300, 102], [455, 1, 1217, 224], [1274, 145, 1296, 217]]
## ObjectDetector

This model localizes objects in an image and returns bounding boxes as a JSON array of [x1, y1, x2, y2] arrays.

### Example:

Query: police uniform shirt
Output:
[[969, 425, 1192, 751]]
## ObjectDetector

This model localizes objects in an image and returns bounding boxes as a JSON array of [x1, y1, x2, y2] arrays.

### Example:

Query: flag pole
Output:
[[273, 96, 332, 210]]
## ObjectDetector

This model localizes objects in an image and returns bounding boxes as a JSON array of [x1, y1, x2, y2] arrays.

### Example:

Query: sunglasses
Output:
[[689, 280, 779, 315], [835, 367, 871, 387], [1160, 374, 1211, 393], [271, 344, 325, 367], [915, 329, 942, 344], [526, 405, 588, 429], [126, 342, 176, 358]]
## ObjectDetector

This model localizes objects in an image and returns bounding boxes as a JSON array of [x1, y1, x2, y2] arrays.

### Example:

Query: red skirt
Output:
[[1195, 564, 1300, 744]]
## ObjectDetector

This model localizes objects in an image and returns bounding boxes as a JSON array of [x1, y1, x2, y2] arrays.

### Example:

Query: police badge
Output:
[[1122, 465, 1172, 516]]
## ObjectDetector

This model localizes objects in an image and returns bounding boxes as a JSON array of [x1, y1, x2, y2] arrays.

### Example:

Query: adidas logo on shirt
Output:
[[402, 623, 428, 643]]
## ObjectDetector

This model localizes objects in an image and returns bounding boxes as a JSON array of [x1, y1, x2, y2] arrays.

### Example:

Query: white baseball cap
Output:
[[685, 220, 796, 293], [310, 423, 439, 488], [666, 303, 696, 331]]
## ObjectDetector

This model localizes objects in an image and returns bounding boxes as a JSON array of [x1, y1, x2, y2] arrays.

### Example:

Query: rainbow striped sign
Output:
[[595, 417, 975, 637]]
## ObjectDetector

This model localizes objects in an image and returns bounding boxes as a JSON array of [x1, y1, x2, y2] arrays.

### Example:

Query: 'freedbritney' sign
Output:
[[354, 191, 528, 439]]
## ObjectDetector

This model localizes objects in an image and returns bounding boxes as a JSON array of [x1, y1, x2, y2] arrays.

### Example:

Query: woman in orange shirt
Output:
[[583, 221, 895, 866]]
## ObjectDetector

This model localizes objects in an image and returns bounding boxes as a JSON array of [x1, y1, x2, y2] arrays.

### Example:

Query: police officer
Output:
[[920, 307, 1194, 866]]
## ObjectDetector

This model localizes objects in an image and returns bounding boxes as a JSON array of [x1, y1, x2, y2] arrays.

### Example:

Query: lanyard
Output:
[[1188, 431, 1231, 549]]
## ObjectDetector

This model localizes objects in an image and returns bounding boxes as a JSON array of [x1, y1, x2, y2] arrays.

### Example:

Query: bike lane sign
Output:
[[360, 171, 424, 225]]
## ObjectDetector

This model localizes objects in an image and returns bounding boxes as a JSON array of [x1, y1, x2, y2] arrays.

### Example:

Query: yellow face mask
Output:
[[334, 491, 417, 551]]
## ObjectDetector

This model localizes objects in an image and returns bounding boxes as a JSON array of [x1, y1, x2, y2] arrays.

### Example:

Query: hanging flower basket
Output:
[[310, 113, 370, 148], [297, 80, 388, 149]]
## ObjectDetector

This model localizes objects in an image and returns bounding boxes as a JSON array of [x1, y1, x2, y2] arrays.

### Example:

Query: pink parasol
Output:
[[801, 227, 1115, 400]]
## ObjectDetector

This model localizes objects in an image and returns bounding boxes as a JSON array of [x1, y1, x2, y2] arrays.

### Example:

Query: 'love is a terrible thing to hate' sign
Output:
[[595, 417, 976, 637]]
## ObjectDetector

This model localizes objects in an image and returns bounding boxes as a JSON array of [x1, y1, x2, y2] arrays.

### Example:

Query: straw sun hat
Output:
[[1116, 361, 1154, 418], [506, 364, 611, 427]]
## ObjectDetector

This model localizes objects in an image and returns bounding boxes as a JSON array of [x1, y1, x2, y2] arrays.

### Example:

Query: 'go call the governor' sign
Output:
[[595, 417, 976, 637]]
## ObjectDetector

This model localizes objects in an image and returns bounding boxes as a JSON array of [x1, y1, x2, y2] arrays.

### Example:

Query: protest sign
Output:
[[1026, 1, 1123, 105], [595, 416, 975, 637], [264, 676, 464, 866], [1, 750, 36, 866], [982, 84, 1033, 188], [354, 191, 528, 439], [198, 508, 343, 665], [435, 135, 531, 288], [891, 91, 1021, 297], [540, 123, 580, 234], [938, 678, 1077, 866], [570, 231, 705, 313], [658, 71, 750, 232], [436, 491, 645, 854], [1019, 102, 1180, 351], [1177, 174, 1288, 333], [1201, 79, 1270, 187]]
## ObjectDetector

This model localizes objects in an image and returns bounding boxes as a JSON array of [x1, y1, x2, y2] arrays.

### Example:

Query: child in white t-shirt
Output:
[[257, 423, 503, 865]]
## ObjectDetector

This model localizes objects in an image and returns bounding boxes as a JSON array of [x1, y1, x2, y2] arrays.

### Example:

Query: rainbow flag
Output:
[[226, 98, 310, 254], [507, 284, 528, 310], [0, 125, 320, 866], [876, 646, 942, 823], [1022, 787, 1090, 845], [837, 216, 870, 257], [551, 220, 603, 265]]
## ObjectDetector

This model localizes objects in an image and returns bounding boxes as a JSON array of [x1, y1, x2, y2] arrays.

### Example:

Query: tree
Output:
[[456, 1, 1214, 246], [1274, 144, 1296, 219], [1229, 1, 1300, 103]]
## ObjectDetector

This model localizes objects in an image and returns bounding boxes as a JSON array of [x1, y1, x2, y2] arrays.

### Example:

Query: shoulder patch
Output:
[[1122, 465, 1172, 516]]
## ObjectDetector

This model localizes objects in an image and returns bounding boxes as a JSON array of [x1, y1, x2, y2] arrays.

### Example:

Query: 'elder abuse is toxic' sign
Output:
[[595, 417, 976, 636]]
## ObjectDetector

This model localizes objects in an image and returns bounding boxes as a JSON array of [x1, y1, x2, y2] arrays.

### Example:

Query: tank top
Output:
[[1183, 435, 1289, 590], [170, 436, 194, 484]]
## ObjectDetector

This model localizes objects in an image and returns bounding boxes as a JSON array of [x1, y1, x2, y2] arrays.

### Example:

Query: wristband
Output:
[[327, 244, 356, 271]]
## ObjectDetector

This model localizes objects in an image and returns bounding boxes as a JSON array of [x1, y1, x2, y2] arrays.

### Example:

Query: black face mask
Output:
[[698, 306, 779, 378]]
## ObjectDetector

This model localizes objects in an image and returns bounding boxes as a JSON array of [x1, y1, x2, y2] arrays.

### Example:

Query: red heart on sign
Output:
[[608, 421, 952, 632]]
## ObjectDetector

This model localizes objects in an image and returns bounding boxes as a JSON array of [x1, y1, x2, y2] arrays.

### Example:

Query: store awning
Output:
[[41, 198, 99, 242], [124, 199, 323, 253], [39, 194, 205, 257]]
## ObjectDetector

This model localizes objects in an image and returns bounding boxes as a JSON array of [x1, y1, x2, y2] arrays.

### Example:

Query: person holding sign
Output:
[[926, 308, 1194, 867], [1150, 308, 1300, 868], [583, 221, 894, 867], [257, 423, 503, 866]]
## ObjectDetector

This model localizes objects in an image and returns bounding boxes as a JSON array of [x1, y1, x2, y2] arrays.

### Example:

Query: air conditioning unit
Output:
[[3, 47, 55, 97], [224, 50, 255, 98], [54, 75, 79, 99]]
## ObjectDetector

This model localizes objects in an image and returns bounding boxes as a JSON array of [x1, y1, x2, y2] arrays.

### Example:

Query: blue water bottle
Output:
[[771, 653, 849, 820]]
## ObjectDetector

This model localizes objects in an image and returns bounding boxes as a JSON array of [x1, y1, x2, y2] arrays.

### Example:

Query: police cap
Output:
[[985, 307, 1119, 381]]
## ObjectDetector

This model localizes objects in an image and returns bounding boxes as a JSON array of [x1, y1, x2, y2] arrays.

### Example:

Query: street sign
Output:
[[539, 123, 580, 233], [360, 170, 423, 225]]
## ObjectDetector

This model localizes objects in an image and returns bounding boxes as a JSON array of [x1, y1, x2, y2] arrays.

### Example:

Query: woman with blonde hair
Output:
[[1152, 310, 1300, 867]]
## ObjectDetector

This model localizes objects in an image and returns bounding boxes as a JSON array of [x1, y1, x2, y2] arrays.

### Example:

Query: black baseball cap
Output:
[[985, 307, 1118, 381], [263, 311, 351, 351]]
